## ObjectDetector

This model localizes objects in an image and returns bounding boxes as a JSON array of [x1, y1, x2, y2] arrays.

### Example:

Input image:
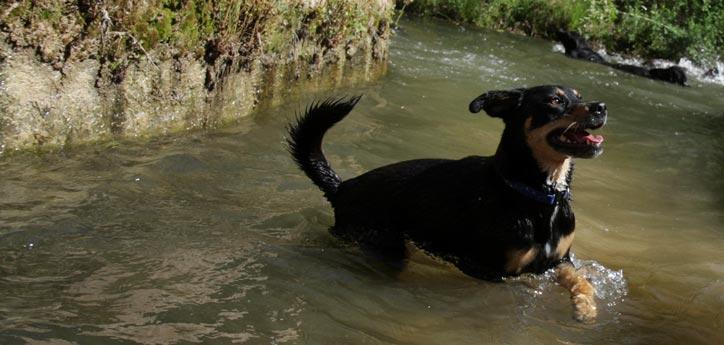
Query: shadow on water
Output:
[[1, 18, 723, 345]]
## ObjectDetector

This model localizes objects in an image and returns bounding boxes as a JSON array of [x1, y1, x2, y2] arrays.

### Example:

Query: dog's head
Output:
[[556, 30, 589, 53], [469, 85, 607, 160]]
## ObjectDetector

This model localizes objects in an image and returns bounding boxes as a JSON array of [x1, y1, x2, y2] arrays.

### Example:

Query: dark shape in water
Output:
[[556, 30, 688, 86]]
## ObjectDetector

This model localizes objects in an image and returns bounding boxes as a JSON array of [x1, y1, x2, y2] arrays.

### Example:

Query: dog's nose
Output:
[[592, 102, 606, 114]]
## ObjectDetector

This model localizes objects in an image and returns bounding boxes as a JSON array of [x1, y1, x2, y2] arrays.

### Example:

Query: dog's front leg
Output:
[[556, 262, 597, 323]]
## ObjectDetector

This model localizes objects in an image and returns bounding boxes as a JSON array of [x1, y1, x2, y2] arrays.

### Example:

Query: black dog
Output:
[[556, 30, 687, 86], [287, 85, 607, 322], [556, 30, 605, 63], [605, 62, 688, 86]]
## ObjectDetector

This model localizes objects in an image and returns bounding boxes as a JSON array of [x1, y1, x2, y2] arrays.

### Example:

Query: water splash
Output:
[[509, 253, 628, 320], [677, 58, 724, 85], [570, 253, 628, 307]]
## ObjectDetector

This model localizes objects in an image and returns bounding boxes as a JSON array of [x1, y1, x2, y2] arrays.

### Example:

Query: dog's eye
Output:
[[549, 96, 563, 105]]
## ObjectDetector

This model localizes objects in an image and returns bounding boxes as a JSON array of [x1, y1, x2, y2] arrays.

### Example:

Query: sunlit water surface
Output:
[[1, 19, 723, 344]]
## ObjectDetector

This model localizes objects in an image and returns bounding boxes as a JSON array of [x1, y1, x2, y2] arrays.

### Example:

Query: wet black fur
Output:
[[287, 87, 605, 280], [648, 65, 688, 86], [556, 30, 605, 63], [556, 30, 687, 86], [286, 96, 361, 200], [604, 63, 688, 86]]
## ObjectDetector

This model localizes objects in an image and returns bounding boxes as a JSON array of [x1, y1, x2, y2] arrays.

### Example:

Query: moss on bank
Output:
[[0, 1, 393, 152], [1, 0, 392, 85], [402, 0, 723, 65]]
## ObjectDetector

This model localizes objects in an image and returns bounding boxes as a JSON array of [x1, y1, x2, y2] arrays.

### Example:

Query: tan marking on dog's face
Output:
[[572, 89, 581, 98], [505, 247, 538, 274], [555, 232, 575, 259], [524, 117, 573, 185], [568, 103, 590, 117]]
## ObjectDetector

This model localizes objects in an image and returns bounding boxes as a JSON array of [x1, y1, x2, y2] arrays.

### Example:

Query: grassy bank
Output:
[[401, 0, 723, 66], [1, 0, 392, 85]]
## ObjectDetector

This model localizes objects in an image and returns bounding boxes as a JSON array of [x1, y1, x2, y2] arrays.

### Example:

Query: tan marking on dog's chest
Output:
[[524, 117, 573, 189], [505, 247, 538, 274], [547, 159, 570, 188]]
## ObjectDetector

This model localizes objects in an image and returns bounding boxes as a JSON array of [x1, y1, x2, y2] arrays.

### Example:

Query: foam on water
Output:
[[677, 58, 724, 85]]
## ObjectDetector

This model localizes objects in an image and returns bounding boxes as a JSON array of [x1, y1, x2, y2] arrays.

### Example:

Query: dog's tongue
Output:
[[569, 130, 604, 144], [584, 133, 604, 144]]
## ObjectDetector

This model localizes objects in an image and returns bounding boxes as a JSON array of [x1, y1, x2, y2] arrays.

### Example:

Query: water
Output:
[[1, 18, 723, 344]]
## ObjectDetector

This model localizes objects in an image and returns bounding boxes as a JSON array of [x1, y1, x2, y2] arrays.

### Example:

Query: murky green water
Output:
[[2, 19, 723, 344]]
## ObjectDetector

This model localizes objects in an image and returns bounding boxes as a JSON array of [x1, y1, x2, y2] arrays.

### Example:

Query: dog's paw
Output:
[[572, 292, 597, 323], [555, 263, 598, 323]]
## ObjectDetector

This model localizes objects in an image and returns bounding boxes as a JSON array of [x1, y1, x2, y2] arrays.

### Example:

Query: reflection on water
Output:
[[1, 18, 723, 344]]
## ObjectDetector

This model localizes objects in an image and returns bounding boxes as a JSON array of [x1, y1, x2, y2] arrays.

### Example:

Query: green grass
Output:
[[1, 0, 392, 72], [403, 0, 723, 65]]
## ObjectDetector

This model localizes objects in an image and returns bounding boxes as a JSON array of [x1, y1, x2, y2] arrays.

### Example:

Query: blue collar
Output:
[[500, 176, 570, 205]]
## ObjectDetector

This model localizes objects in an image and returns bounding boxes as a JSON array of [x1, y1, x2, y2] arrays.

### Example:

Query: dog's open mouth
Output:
[[554, 128, 603, 146], [548, 123, 604, 158]]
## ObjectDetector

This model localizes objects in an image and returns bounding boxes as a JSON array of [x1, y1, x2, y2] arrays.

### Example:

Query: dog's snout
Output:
[[592, 102, 606, 114]]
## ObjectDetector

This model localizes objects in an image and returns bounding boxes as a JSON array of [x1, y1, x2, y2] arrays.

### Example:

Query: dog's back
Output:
[[331, 154, 521, 278]]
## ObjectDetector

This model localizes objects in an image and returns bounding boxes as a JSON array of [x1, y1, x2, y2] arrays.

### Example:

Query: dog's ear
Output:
[[469, 89, 524, 118]]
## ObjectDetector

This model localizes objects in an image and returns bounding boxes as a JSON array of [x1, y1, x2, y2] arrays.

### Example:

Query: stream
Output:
[[1, 18, 723, 344]]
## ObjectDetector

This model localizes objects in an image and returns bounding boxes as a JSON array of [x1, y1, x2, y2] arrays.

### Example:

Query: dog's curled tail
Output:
[[287, 96, 361, 201]]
